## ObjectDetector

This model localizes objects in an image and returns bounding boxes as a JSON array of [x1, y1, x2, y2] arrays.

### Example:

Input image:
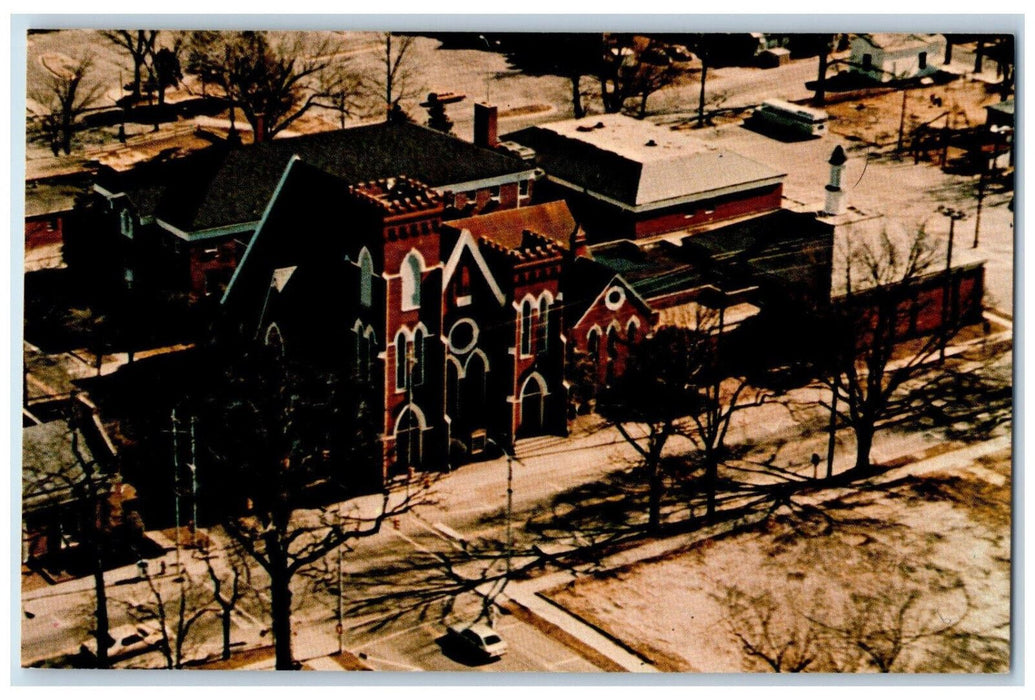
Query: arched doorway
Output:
[[518, 374, 547, 437], [394, 406, 424, 472], [446, 359, 461, 424], [460, 352, 487, 431]]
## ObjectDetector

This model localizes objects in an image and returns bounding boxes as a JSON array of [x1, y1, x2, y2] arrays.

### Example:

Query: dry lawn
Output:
[[546, 447, 1011, 673], [825, 78, 1003, 147]]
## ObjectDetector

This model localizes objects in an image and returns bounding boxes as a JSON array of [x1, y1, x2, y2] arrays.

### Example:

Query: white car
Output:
[[447, 622, 508, 659], [80, 622, 164, 662]]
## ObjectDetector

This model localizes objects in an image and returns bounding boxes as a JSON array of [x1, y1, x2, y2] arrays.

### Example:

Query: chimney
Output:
[[823, 145, 847, 216], [474, 102, 498, 149]]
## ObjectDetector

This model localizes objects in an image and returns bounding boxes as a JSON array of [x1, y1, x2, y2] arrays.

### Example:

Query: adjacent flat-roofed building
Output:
[[504, 114, 786, 241]]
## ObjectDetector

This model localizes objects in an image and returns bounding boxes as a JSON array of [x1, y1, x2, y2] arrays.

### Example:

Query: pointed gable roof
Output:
[[220, 157, 346, 318], [448, 200, 578, 251], [442, 229, 506, 305]]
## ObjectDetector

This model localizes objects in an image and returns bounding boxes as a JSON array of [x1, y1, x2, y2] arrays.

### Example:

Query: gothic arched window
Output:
[[401, 251, 422, 311], [537, 295, 549, 354], [358, 247, 373, 307], [520, 298, 533, 356]]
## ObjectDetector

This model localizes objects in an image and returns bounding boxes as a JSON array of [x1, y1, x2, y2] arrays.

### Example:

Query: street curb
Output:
[[502, 598, 626, 673], [530, 590, 664, 670]]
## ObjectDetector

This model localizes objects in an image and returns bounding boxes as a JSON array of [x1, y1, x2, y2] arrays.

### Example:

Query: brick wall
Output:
[[633, 184, 784, 238]]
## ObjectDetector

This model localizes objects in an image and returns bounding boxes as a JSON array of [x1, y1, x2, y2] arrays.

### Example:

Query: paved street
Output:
[[19, 310, 1011, 671]]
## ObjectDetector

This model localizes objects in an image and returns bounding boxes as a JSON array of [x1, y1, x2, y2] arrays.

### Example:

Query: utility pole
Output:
[[188, 415, 198, 536], [825, 382, 838, 479], [486, 437, 516, 581], [896, 88, 908, 153], [973, 159, 987, 248], [941, 108, 956, 169], [336, 503, 344, 656], [938, 207, 966, 362], [385, 32, 393, 122]]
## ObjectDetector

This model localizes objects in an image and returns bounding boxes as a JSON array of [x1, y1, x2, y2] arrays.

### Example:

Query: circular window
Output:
[[448, 319, 478, 354], [604, 286, 626, 310]]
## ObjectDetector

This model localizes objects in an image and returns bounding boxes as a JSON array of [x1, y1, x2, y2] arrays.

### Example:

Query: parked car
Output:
[[79, 622, 164, 662], [446, 622, 508, 660]]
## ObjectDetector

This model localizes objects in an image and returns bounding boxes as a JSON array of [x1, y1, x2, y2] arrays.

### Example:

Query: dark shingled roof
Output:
[[566, 256, 639, 328], [590, 239, 712, 300], [586, 209, 834, 307], [221, 159, 349, 317], [98, 122, 530, 233], [680, 209, 834, 301]]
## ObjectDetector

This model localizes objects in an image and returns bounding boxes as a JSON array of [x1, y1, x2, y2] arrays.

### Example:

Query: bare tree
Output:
[[144, 34, 184, 107], [499, 33, 605, 119], [598, 326, 707, 532], [101, 30, 158, 101], [130, 568, 211, 669], [817, 226, 966, 473], [202, 540, 252, 661], [31, 53, 104, 155], [597, 36, 635, 114], [183, 30, 223, 97], [687, 372, 766, 521], [197, 349, 424, 670], [190, 31, 356, 142], [811, 34, 835, 106], [601, 309, 766, 530], [596, 35, 686, 116], [628, 39, 683, 118], [377, 32, 418, 122]]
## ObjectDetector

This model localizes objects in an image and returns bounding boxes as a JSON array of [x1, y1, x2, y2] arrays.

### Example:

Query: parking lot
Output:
[[689, 119, 1014, 311]]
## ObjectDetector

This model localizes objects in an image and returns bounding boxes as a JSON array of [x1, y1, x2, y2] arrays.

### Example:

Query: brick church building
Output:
[[222, 158, 568, 481]]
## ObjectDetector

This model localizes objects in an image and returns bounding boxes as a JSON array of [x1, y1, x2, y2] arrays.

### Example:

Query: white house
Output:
[[848, 33, 947, 83]]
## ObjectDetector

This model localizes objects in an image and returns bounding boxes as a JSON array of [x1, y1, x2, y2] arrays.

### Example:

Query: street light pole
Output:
[[505, 448, 513, 580], [486, 437, 515, 580], [171, 408, 181, 575], [189, 415, 198, 536]]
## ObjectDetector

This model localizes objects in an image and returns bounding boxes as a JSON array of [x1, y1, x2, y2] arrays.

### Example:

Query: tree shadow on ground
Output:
[[332, 542, 521, 634], [337, 429, 1008, 642], [522, 466, 654, 547], [889, 364, 1012, 443]]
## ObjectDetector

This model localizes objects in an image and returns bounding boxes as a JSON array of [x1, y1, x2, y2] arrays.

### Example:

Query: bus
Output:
[[749, 99, 829, 138]]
